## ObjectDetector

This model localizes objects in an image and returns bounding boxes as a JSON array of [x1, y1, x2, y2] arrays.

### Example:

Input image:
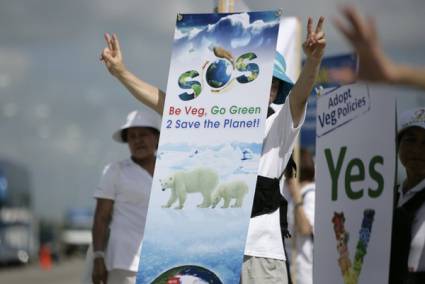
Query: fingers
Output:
[[100, 48, 112, 62], [315, 31, 325, 40], [305, 16, 326, 46], [307, 17, 313, 37], [104, 33, 113, 51], [333, 17, 355, 43], [315, 16, 325, 33], [341, 6, 365, 35], [316, 38, 327, 47], [104, 32, 121, 54], [112, 33, 121, 53]]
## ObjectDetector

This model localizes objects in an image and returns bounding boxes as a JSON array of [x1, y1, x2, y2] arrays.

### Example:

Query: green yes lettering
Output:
[[324, 146, 384, 201]]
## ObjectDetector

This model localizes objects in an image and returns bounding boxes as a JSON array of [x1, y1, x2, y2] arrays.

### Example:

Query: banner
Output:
[[300, 53, 358, 153], [137, 11, 289, 283], [314, 84, 396, 283]]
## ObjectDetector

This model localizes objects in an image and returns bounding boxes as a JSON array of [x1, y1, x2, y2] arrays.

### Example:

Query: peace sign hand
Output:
[[303, 17, 326, 61], [100, 33, 126, 77]]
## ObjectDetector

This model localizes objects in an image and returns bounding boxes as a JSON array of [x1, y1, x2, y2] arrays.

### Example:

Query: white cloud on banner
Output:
[[176, 13, 279, 51]]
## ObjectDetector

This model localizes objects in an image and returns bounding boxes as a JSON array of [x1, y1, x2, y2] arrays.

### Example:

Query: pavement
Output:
[[0, 257, 85, 284]]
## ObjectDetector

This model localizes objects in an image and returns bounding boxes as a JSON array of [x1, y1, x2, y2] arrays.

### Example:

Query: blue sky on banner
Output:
[[174, 12, 280, 54]]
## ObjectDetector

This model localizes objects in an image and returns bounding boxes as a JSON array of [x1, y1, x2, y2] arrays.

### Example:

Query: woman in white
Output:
[[390, 107, 425, 283], [85, 109, 160, 284]]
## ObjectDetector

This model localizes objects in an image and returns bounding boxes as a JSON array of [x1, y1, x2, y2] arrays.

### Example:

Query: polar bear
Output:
[[160, 167, 219, 209], [211, 180, 249, 208]]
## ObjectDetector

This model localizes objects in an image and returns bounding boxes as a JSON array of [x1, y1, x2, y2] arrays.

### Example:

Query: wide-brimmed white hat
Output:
[[398, 107, 425, 137], [112, 109, 161, 143]]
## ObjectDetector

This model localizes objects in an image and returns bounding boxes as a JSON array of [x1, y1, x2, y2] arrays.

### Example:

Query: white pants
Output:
[[241, 255, 288, 284]]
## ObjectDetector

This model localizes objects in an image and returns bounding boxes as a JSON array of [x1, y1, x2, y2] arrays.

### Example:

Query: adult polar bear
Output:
[[160, 167, 219, 209]]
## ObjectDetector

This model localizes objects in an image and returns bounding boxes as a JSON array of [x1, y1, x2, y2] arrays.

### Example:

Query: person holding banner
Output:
[[390, 107, 425, 283], [242, 17, 325, 284], [88, 109, 160, 284], [100, 16, 326, 284], [334, 6, 425, 90]]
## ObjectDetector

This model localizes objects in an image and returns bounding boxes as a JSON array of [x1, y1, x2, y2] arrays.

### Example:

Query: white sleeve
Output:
[[263, 100, 307, 171], [93, 163, 118, 200], [276, 98, 307, 149], [303, 189, 315, 231]]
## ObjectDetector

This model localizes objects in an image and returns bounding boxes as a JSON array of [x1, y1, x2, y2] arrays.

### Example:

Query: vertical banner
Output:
[[314, 84, 396, 283], [137, 11, 285, 283]]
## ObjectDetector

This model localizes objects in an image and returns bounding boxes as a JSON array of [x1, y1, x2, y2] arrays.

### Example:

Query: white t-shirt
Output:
[[293, 183, 315, 284], [397, 177, 425, 272], [244, 100, 306, 260], [93, 158, 152, 272]]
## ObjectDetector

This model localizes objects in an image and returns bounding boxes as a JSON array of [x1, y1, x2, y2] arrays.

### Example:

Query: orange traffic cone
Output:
[[39, 244, 52, 270]]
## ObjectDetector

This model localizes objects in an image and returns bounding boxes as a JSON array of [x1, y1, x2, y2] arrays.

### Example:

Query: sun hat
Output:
[[272, 52, 294, 104], [112, 109, 161, 143], [398, 107, 425, 138]]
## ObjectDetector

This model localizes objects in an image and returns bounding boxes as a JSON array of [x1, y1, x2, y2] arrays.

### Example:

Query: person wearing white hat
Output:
[[100, 16, 325, 284], [390, 107, 425, 284], [88, 109, 160, 284]]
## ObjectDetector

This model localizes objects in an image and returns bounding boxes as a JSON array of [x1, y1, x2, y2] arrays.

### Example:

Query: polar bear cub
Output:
[[211, 180, 249, 208], [160, 167, 219, 209]]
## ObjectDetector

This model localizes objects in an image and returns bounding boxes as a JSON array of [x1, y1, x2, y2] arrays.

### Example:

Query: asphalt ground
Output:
[[0, 256, 85, 284]]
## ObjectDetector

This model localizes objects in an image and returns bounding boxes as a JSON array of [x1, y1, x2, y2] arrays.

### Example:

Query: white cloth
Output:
[[293, 183, 315, 284], [244, 100, 306, 261], [397, 177, 425, 272], [81, 244, 94, 284], [108, 269, 137, 284], [93, 158, 152, 272]]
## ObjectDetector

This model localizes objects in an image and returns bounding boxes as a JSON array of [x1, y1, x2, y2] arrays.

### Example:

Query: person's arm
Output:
[[100, 33, 166, 114], [393, 65, 425, 90], [287, 179, 313, 236], [91, 198, 113, 284], [289, 17, 326, 127], [334, 6, 425, 90]]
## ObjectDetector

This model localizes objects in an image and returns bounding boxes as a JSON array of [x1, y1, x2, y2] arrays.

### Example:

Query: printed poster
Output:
[[301, 53, 358, 153], [314, 84, 396, 283], [137, 11, 296, 283]]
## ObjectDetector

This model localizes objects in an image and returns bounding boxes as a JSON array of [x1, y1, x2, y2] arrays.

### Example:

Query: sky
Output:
[[0, 0, 424, 221]]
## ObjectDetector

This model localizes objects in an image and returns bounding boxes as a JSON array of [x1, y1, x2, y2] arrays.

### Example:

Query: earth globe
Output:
[[205, 59, 233, 89], [151, 265, 223, 284]]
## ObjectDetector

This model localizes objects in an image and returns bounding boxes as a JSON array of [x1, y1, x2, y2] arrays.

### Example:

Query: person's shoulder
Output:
[[301, 182, 316, 195], [102, 158, 130, 174], [115, 158, 134, 170]]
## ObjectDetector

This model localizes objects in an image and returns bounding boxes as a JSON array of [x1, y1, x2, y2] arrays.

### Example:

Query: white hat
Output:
[[112, 109, 162, 143], [398, 107, 425, 136]]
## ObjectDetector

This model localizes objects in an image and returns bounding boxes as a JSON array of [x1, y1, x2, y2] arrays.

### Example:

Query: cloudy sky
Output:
[[1, 0, 424, 221]]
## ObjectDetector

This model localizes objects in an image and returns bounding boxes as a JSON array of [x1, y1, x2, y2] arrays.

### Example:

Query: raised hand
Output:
[[100, 33, 126, 77], [333, 6, 398, 83], [303, 16, 326, 61]]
